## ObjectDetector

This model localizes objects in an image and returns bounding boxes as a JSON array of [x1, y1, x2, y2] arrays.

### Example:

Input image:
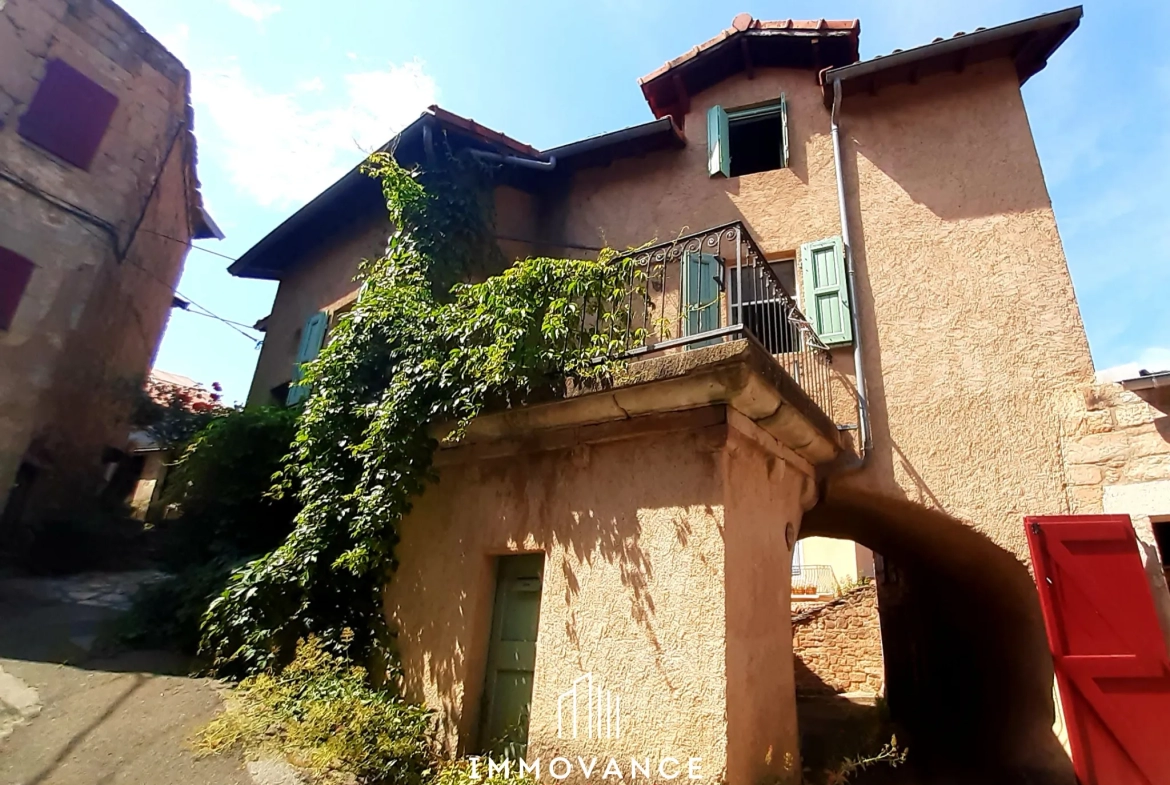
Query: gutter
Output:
[[1120, 371, 1170, 393], [542, 117, 684, 160], [469, 148, 557, 171], [830, 77, 872, 460]]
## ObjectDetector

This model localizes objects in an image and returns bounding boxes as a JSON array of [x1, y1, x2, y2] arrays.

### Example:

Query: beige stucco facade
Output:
[[0, 0, 213, 533], [386, 346, 825, 785], [232, 12, 1170, 782]]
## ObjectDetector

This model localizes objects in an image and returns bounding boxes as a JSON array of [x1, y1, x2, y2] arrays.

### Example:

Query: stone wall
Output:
[[0, 0, 206, 526], [1062, 383, 1170, 511], [1061, 381, 1170, 652], [791, 584, 883, 695]]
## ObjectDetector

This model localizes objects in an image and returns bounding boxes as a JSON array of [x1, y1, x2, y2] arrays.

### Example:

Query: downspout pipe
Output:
[[469, 148, 557, 171], [830, 78, 872, 458]]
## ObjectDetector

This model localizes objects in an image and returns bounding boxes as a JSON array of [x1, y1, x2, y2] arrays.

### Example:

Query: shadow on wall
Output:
[[385, 425, 728, 750], [793, 659, 897, 781], [802, 494, 1070, 782], [845, 62, 1053, 222]]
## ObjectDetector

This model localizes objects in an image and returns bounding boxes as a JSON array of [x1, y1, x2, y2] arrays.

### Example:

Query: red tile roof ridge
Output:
[[425, 104, 540, 158], [638, 14, 861, 86]]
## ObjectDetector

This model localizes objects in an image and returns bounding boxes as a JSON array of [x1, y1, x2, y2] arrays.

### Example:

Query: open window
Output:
[[728, 254, 801, 354], [707, 96, 790, 178]]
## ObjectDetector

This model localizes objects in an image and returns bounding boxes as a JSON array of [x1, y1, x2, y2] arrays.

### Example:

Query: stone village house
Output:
[[0, 0, 218, 537], [230, 7, 1170, 783]]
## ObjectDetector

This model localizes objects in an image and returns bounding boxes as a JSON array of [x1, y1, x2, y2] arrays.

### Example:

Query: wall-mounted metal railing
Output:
[[604, 221, 835, 422], [791, 564, 839, 598]]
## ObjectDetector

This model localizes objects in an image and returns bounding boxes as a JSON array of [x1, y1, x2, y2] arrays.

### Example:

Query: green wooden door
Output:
[[480, 553, 544, 760], [683, 251, 721, 348]]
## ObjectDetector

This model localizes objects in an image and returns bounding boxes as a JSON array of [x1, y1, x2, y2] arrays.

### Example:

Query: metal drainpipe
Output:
[[831, 78, 872, 458]]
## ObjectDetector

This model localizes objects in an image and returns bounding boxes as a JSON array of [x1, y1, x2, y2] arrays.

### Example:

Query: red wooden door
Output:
[[1025, 515, 1170, 785]]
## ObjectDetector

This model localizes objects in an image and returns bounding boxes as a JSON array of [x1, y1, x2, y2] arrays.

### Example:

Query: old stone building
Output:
[[229, 6, 1168, 783], [0, 0, 218, 536]]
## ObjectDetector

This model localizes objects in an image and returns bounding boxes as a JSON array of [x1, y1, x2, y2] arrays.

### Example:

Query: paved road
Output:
[[0, 571, 267, 785]]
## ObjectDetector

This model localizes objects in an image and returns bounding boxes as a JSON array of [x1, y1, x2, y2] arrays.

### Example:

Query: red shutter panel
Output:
[[1024, 515, 1170, 785], [0, 247, 35, 330], [18, 59, 119, 170]]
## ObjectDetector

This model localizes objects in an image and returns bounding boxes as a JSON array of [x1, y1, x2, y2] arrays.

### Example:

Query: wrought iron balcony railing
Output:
[[791, 564, 839, 598], [595, 221, 835, 421]]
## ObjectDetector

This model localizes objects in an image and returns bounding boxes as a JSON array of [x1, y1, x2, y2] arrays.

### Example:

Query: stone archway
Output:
[[799, 491, 1073, 782]]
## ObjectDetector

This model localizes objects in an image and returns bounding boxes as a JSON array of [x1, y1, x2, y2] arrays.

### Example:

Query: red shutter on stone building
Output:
[[0, 247, 35, 330], [1025, 514, 1170, 785], [18, 59, 119, 170]]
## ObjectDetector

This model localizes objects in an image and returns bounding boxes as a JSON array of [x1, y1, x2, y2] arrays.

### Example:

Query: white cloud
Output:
[[1096, 347, 1170, 383], [190, 59, 437, 208], [298, 76, 325, 93], [224, 0, 281, 23]]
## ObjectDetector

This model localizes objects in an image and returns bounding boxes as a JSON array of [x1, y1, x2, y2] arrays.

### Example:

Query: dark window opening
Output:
[[271, 381, 291, 407], [729, 112, 783, 177], [1153, 518, 1170, 569], [730, 259, 800, 353], [0, 247, 35, 330]]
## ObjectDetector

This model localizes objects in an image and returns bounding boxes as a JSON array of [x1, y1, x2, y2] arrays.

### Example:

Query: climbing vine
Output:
[[201, 150, 646, 677]]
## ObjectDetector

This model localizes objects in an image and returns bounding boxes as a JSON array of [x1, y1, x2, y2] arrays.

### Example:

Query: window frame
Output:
[[707, 94, 789, 178]]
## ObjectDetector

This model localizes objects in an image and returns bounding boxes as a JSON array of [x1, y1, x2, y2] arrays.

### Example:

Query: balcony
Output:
[[588, 221, 836, 423], [791, 564, 840, 600]]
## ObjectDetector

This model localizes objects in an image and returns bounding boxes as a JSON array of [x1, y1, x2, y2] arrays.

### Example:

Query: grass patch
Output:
[[196, 636, 434, 785]]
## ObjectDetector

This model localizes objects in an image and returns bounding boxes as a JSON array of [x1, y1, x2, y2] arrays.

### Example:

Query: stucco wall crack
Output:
[[609, 393, 631, 420]]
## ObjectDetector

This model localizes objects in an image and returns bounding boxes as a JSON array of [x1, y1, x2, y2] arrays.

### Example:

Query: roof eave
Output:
[[819, 5, 1083, 106], [227, 114, 429, 280]]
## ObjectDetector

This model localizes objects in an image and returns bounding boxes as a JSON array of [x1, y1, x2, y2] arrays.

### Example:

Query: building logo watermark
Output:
[[469, 672, 702, 781], [557, 673, 620, 739]]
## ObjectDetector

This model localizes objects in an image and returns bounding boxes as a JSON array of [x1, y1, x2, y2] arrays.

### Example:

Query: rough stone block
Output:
[[1068, 484, 1103, 514], [1063, 433, 1127, 465], [1115, 403, 1157, 429], [1067, 463, 1102, 486], [1129, 427, 1170, 459]]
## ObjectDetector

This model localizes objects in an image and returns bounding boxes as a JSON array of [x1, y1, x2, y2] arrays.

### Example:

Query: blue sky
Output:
[[119, 0, 1170, 402]]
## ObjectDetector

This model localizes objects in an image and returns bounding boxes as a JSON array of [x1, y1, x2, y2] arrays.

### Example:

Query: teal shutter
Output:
[[779, 93, 790, 169], [800, 237, 852, 346], [287, 310, 328, 405], [683, 251, 721, 347], [707, 105, 730, 178]]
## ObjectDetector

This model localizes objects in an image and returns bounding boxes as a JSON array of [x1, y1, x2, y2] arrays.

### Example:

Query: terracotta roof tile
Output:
[[639, 15, 860, 86], [425, 105, 539, 157]]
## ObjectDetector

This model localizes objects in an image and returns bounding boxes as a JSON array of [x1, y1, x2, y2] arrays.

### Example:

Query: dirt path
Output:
[[0, 572, 278, 785]]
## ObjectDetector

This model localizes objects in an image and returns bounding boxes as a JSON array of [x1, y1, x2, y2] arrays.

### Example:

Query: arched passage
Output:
[[799, 490, 1072, 781]]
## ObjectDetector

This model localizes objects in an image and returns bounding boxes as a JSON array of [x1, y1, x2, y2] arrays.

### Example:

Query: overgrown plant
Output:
[[201, 151, 646, 676], [118, 406, 300, 652], [821, 736, 908, 785], [197, 635, 435, 785]]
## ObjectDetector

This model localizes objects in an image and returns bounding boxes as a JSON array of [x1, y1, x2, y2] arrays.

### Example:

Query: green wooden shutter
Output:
[[707, 105, 730, 178], [683, 251, 721, 348], [779, 93, 790, 169], [800, 236, 852, 345], [287, 310, 328, 405]]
